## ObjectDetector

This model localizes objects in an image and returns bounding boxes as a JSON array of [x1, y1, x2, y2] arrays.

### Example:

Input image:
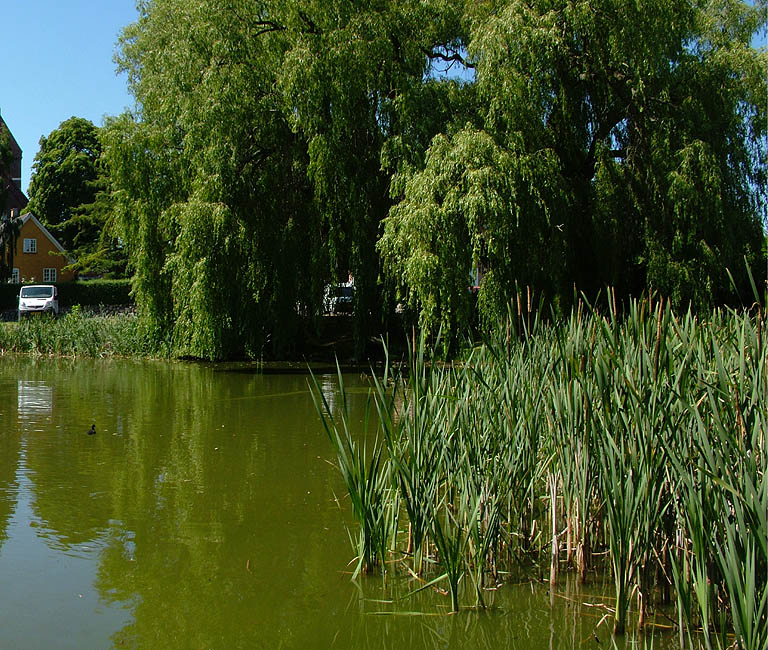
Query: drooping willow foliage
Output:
[[106, 0, 469, 359], [106, 0, 766, 359], [314, 296, 767, 647]]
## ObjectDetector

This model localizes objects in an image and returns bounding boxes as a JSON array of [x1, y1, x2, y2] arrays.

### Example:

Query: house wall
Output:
[[13, 219, 75, 283]]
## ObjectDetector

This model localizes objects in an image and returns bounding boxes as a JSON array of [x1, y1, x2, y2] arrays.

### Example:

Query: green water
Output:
[[0, 357, 682, 649]]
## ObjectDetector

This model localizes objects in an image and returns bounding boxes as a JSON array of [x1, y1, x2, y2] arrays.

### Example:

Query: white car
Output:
[[323, 282, 354, 315], [18, 285, 59, 319]]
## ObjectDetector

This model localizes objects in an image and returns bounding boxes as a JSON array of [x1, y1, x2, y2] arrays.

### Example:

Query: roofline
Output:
[[20, 212, 68, 255], [0, 113, 22, 155]]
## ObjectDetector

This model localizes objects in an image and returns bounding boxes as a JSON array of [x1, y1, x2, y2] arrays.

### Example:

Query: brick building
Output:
[[0, 111, 29, 217], [2, 112, 74, 283]]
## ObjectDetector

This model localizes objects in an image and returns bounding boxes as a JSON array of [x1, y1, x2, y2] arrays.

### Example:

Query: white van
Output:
[[18, 285, 59, 319]]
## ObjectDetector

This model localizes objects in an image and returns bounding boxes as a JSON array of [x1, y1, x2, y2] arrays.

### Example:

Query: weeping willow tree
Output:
[[379, 0, 767, 340], [106, 0, 765, 357], [107, 0, 470, 359], [278, 0, 471, 347], [106, 0, 317, 358]]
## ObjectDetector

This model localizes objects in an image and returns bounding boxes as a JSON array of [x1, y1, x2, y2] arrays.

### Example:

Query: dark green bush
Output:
[[0, 279, 132, 310], [0, 283, 20, 309], [57, 279, 133, 307]]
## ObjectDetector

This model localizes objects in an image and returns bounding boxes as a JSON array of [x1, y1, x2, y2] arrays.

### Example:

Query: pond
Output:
[[0, 357, 682, 649]]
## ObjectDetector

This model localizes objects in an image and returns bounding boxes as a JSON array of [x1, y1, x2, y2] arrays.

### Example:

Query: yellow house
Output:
[[11, 211, 75, 284]]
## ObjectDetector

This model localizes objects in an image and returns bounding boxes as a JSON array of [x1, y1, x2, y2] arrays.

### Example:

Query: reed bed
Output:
[[0, 308, 166, 358], [313, 296, 767, 649]]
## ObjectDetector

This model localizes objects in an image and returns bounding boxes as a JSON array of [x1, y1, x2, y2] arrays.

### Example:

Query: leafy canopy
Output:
[[27, 117, 103, 250], [381, 0, 767, 337], [107, 0, 766, 357], [25, 117, 128, 277], [109, 0, 470, 358]]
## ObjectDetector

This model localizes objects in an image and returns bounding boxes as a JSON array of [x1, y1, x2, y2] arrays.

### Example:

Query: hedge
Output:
[[0, 279, 133, 310]]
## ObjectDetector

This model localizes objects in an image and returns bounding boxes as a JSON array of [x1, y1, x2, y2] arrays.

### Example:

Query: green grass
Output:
[[0, 308, 168, 358]]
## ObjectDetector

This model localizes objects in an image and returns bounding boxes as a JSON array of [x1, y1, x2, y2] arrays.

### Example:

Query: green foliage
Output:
[[311, 366, 395, 578], [108, 0, 473, 359], [318, 300, 767, 643], [110, 0, 327, 359], [380, 127, 566, 342], [279, 0, 471, 347], [57, 279, 132, 308], [107, 0, 765, 357], [27, 117, 103, 250], [24, 116, 127, 277], [379, 0, 767, 337], [66, 181, 128, 278], [0, 310, 162, 358]]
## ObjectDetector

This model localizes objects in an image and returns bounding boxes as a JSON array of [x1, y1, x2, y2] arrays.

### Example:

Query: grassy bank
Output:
[[314, 296, 767, 648], [0, 309, 399, 363], [0, 308, 167, 358]]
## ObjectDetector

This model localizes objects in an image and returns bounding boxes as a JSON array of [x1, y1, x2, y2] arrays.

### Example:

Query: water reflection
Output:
[[0, 419, 19, 549], [0, 358, 359, 648], [17, 380, 53, 416], [317, 373, 341, 415], [0, 358, 682, 649]]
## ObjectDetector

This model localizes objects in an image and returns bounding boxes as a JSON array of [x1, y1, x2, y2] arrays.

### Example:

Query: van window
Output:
[[20, 286, 54, 298]]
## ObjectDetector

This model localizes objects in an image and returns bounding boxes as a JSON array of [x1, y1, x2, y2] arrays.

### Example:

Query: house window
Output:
[[11, 268, 20, 284], [23, 238, 37, 253], [43, 268, 57, 283]]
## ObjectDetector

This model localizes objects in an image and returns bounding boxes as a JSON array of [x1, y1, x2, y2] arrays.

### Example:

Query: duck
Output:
[[87, 424, 96, 435]]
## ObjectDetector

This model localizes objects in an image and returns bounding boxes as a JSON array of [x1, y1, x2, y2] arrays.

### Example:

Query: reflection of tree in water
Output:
[[21, 360, 147, 550], [8, 360, 602, 650], [17, 380, 53, 416], [0, 410, 20, 549], [0, 359, 674, 649], [324, 574, 639, 649], [70, 362, 360, 648]]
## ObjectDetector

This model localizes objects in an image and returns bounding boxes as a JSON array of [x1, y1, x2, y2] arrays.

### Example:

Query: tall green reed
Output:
[[371, 334, 447, 575], [0, 309, 163, 357], [311, 366, 395, 578], [671, 307, 767, 650], [316, 294, 766, 645]]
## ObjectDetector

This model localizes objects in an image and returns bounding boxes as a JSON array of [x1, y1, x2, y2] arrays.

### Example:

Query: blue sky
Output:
[[3, 1, 138, 192]]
